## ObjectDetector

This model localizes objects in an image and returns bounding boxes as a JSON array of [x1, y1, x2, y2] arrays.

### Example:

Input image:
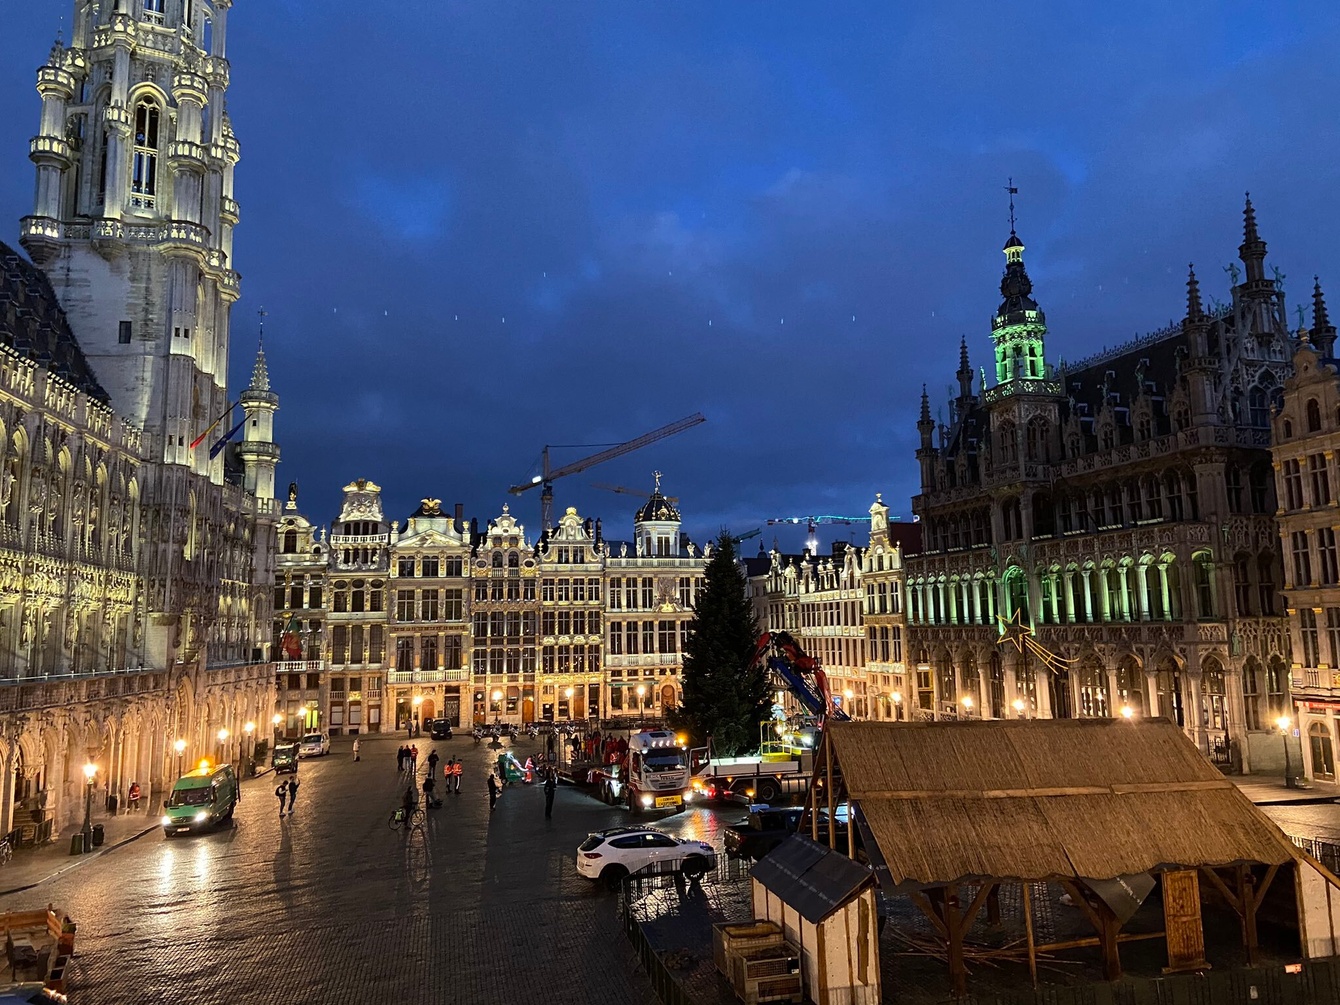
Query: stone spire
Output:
[[1186, 264, 1203, 321], [956, 336, 973, 400], [249, 344, 270, 392], [1313, 277, 1337, 356], [1238, 192, 1269, 288]]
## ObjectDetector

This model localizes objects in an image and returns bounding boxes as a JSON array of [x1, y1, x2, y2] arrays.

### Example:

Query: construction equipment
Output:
[[591, 482, 681, 504], [733, 528, 762, 544], [509, 413, 705, 530], [767, 514, 871, 552]]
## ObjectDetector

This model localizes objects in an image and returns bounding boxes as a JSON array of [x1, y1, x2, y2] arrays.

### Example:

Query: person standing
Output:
[[410, 745, 418, 773], [487, 771, 499, 812], [543, 767, 556, 819], [423, 773, 438, 809], [452, 758, 462, 793], [352, 737, 361, 762], [127, 781, 142, 812], [396, 746, 405, 772], [274, 780, 289, 818], [287, 776, 300, 816], [427, 749, 439, 778], [406, 720, 413, 740]]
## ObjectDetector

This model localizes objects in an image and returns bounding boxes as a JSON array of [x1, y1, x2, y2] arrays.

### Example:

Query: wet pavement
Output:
[[0, 733, 739, 1004]]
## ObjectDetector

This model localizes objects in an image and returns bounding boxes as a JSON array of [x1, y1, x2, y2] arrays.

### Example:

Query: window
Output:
[[1258, 555, 1277, 615], [443, 635, 462, 670], [609, 578, 622, 610], [142, 0, 165, 23], [1292, 531, 1313, 587], [642, 578, 655, 609], [1284, 459, 1305, 510], [1302, 608, 1321, 669], [1308, 398, 1323, 432], [444, 589, 462, 620], [131, 99, 160, 208], [556, 580, 569, 603], [608, 623, 622, 655], [1311, 455, 1331, 506], [625, 622, 639, 655], [118, 321, 132, 344], [658, 621, 676, 654], [421, 589, 439, 621], [642, 622, 655, 654], [1193, 552, 1215, 619], [398, 558, 415, 577], [396, 590, 414, 621], [1248, 386, 1270, 428], [422, 557, 439, 578], [1226, 467, 1243, 513], [1327, 609, 1340, 668], [421, 637, 437, 671], [445, 557, 463, 577], [541, 611, 556, 635], [1321, 529, 1340, 586]]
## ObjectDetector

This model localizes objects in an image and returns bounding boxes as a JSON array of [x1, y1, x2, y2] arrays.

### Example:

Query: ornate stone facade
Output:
[[906, 199, 1300, 771], [0, 0, 278, 842]]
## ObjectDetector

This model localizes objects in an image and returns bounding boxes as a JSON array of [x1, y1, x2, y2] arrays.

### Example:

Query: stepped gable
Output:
[[0, 241, 109, 404]]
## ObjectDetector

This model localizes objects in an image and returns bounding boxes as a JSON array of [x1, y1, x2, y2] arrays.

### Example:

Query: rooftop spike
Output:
[[249, 344, 270, 392], [919, 384, 931, 423], [1186, 264, 1203, 320], [1243, 192, 1260, 245], [958, 336, 970, 372], [1314, 276, 1332, 331]]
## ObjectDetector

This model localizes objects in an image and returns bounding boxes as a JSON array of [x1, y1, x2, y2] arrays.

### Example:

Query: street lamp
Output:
[[565, 686, 575, 723], [961, 695, 974, 718], [172, 738, 186, 778], [81, 762, 96, 853], [1011, 698, 1026, 719], [1278, 715, 1295, 788], [491, 689, 502, 725], [217, 728, 229, 764], [243, 721, 255, 770], [1120, 705, 1135, 719], [891, 691, 903, 721], [272, 712, 284, 744], [636, 684, 646, 718], [412, 694, 423, 734]]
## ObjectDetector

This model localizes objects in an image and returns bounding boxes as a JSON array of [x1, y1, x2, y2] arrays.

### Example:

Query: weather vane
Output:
[[1005, 178, 1018, 233], [257, 306, 268, 347]]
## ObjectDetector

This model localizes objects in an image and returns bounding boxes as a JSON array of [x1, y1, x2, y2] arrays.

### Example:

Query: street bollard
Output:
[[68, 833, 83, 856]]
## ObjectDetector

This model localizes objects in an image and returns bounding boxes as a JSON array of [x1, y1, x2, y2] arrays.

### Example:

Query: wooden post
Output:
[[1060, 879, 1123, 981], [944, 886, 967, 998], [986, 885, 1001, 925], [1022, 882, 1038, 988], [825, 727, 836, 850], [1238, 865, 1258, 964]]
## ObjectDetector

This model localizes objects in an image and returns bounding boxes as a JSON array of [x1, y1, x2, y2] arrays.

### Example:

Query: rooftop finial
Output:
[[257, 306, 268, 348], [1315, 276, 1332, 331], [1005, 178, 1018, 235], [1186, 264, 1203, 320], [1243, 192, 1259, 245], [919, 385, 931, 422], [653, 470, 662, 493]]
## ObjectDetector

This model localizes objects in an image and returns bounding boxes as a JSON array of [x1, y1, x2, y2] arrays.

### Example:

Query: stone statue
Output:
[[1225, 262, 1240, 285], [288, 481, 298, 503]]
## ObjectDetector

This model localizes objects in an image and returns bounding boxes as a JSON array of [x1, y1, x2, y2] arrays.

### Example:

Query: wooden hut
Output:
[[801, 717, 1340, 997], [750, 835, 881, 1005]]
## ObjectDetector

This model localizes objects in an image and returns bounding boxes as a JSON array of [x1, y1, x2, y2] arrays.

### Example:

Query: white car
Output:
[[577, 827, 716, 888], [297, 732, 330, 757]]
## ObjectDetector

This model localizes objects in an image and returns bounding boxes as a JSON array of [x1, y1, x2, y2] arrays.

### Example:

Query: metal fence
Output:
[[1292, 834, 1340, 876]]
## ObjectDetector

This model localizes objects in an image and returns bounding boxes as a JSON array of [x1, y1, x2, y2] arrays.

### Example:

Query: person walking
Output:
[[127, 781, 142, 812], [423, 773, 438, 809], [406, 720, 413, 740], [543, 767, 556, 819], [287, 776, 300, 816], [410, 745, 418, 773], [401, 783, 417, 835], [352, 737, 361, 762], [275, 780, 289, 818], [452, 758, 462, 793], [427, 749, 439, 779], [487, 771, 499, 812], [397, 745, 405, 772]]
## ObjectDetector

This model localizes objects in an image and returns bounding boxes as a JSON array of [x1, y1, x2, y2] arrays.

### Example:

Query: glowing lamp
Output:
[[82, 762, 96, 782], [891, 692, 903, 704], [272, 713, 284, 727], [1011, 698, 1025, 712], [217, 728, 229, 743], [244, 721, 255, 735], [1277, 715, 1292, 732], [1120, 705, 1134, 719], [961, 695, 974, 709], [173, 739, 187, 755]]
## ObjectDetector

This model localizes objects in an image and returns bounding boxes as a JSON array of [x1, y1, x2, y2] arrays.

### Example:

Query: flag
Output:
[[190, 400, 239, 450], [208, 416, 246, 459], [280, 613, 303, 660]]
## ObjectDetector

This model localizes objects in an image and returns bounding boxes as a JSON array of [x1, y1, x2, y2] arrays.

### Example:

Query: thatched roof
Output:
[[826, 718, 1298, 889]]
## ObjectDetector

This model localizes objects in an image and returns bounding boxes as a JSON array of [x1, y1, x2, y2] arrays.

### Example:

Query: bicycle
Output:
[[388, 807, 425, 831], [0, 838, 12, 866]]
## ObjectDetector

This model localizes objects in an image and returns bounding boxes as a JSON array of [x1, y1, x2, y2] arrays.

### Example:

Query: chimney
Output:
[[454, 502, 464, 533]]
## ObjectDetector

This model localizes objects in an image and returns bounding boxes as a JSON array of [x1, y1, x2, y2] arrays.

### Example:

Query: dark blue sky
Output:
[[5, 1, 1340, 549]]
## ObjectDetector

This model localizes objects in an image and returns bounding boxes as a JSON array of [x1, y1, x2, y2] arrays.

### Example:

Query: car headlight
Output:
[[161, 815, 172, 826], [640, 795, 654, 806], [194, 811, 209, 823]]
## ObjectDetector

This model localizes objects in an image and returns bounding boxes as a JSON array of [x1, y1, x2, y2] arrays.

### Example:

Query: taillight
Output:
[[582, 852, 603, 859]]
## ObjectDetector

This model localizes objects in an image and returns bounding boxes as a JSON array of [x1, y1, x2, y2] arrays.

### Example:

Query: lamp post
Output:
[[1120, 705, 1135, 719], [172, 738, 186, 779], [565, 686, 575, 723], [1278, 715, 1295, 788], [961, 694, 974, 719], [636, 684, 646, 722], [243, 721, 255, 772], [1011, 698, 1026, 719], [216, 728, 229, 765], [891, 691, 903, 721], [272, 712, 284, 745], [412, 694, 423, 735], [491, 689, 502, 726], [81, 762, 96, 853]]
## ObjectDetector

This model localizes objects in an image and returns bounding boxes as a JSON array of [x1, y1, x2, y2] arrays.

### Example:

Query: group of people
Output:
[[273, 776, 301, 817], [486, 763, 559, 817]]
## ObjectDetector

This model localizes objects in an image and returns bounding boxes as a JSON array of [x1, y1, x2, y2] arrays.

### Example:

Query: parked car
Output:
[[161, 763, 239, 836], [0, 984, 68, 1004], [271, 742, 299, 774], [576, 826, 715, 888], [724, 806, 804, 860], [429, 720, 453, 740], [297, 732, 330, 758]]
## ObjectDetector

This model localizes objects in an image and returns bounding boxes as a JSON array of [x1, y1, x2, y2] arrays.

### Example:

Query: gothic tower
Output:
[[991, 230, 1050, 387], [20, 0, 242, 478], [239, 341, 279, 505]]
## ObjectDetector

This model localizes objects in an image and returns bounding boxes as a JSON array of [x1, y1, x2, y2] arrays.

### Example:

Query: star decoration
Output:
[[995, 609, 1076, 674]]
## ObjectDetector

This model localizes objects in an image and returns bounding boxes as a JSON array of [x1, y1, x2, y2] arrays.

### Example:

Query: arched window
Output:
[[1078, 659, 1108, 717], [131, 98, 161, 209], [1310, 722, 1336, 781], [1283, 418, 1294, 439], [1247, 386, 1270, 428], [1192, 550, 1215, 619], [1026, 417, 1048, 462], [282, 529, 298, 554], [1307, 398, 1323, 432], [491, 552, 503, 568], [998, 421, 1017, 464]]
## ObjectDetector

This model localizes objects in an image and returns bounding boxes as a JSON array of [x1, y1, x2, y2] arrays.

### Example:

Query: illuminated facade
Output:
[[0, 0, 278, 840], [860, 496, 916, 720], [470, 506, 538, 724], [538, 507, 603, 724], [906, 200, 1297, 771], [1272, 315, 1340, 781]]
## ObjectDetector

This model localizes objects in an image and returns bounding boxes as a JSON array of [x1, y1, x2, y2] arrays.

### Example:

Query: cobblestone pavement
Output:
[[0, 734, 737, 1004]]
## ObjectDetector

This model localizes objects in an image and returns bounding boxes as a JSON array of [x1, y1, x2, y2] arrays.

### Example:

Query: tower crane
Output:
[[509, 413, 706, 530], [766, 515, 872, 553]]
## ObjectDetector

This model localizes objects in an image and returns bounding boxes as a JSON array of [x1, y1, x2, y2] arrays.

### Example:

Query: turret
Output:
[[633, 473, 682, 558], [916, 386, 936, 489], [991, 227, 1049, 389], [238, 343, 280, 507], [1314, 278, 1337, 357], [956, 336, 974, 401], [1237, 193, 1274, 298]]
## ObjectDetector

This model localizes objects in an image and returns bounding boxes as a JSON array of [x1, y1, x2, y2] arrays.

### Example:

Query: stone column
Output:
[[1118, 568, 1132, 621], [1158, 563, 1173, 621], [1134, 565, 1150, 621], [1063, 572, 1077, 624]]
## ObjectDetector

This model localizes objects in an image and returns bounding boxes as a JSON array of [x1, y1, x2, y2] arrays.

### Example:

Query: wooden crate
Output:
[[731, 942, 801, 993], [741, 972, 803, 1005], [712, 920, 782, 976]]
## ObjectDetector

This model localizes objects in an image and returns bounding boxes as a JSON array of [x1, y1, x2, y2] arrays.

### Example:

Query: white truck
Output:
[[591, 729, 695, 814], [687, 744, 811, 805]]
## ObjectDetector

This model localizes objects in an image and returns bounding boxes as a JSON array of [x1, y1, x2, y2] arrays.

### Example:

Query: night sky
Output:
[[4, 1, 1340, 550]]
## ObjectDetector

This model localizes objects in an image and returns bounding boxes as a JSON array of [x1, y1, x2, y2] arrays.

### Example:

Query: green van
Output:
[[161, 762, 239, 836]]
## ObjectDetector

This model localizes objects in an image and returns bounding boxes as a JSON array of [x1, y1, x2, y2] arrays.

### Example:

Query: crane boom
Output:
[[509, 412, 706, 529], [767, 515, 873, 526], [591, 482, 681, 504]]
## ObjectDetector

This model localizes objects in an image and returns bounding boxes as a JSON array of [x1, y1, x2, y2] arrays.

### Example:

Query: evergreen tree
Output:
[[672, 530, 765, 755]]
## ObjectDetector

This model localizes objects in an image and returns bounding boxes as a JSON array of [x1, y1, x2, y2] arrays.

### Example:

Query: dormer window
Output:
[[131, 99, 160, 209]]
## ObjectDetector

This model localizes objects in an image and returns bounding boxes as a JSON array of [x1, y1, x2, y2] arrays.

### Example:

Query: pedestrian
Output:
[[423, 773, 439, 809], [407, 721, 413, 739], [546, 730, 556, 758], [127, 781, 141, 812], [401, 783, 417, 835], [410, 745, 418, 772], [352, 737, 361, 762], [275, 780, 288, 818], [396, 745, 405, 772], [487, 771, 499, 812], [543, 767, 556, 819], [427, 749, 439, 778], [287, 776, 300, 816], [452, 758, 462, 793]]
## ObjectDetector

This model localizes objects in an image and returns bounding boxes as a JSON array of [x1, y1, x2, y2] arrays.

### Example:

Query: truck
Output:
[[589, 729, 694, 815], [688, 743, 810, 805]]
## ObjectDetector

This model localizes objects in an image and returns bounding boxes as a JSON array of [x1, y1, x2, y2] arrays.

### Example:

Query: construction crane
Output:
[[767, 515, 872, 554], [591, 482, 681, 504], [732, 528, 761, 544], [509, 413, 706, 530]]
